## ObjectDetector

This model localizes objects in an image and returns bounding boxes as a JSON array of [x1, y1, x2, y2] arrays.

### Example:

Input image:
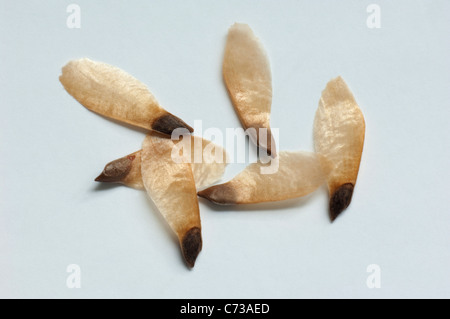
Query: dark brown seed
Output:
[[181, 227, 202, 268], [95, 156, 134, 183], [152, 113, 194, 136], [329, 183, 354, 222]]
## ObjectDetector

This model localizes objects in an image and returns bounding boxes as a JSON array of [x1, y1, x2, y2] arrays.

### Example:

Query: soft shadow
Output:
[[91, 182, 121, 192], [90, 181, 145, 192], [89, 180, 187, 266], [141, 193, 189, 268], [90, 182, 176, 243], [317, 183, 333, 224]]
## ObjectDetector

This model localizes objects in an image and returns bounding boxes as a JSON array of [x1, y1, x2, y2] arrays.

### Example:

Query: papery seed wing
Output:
[[313, 76, 365, 221], [60, 58, 193, 135], [223, 23, 276, 156], [198, 151, 331, 204], [141, 133, 202, 268], [95, 137, 228, 191]]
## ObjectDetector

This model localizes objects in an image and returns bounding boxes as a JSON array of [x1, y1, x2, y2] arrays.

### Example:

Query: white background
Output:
[[1, 0, 449, 298]]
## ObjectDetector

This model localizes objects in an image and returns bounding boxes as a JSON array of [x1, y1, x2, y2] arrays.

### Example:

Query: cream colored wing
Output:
[[223, 23, 276, 156], [198, 151, 331, 204], [60, 58, 193, 135], [141, 133, 202, 268], [313, 76, 365, 221], [95, 136, 228, 191]]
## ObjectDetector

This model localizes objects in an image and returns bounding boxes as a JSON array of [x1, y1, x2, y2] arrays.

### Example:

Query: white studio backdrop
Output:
[[0, 0, 449, 298]]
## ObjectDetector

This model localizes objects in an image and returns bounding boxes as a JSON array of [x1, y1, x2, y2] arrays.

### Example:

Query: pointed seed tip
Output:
[[94, 171, 118, 183], [197, 190, 207, 198], [196, 184, 236, 205], [329, 183, 354, 221], [95, 157, 133, 183], [197, 190, 214, 202], [181, 227, 202, 268]]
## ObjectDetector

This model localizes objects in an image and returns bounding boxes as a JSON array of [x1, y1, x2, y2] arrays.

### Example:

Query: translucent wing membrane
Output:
[[95, 136, 228, 191], [198, 151, 331, 205], [141, 133, 202, 268], [223, 23, 276, 156], [313, 76, 365, 221], [60, 58, 193, 135]]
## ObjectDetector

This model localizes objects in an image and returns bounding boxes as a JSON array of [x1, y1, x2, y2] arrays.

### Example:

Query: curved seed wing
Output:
[[59, 58, 193, 135], [313, 76, 365, 221], [95, 136, 228, 191], [198, 151, 331, 205], [223, 23, 276, 156], [141, 133, 202, 268]]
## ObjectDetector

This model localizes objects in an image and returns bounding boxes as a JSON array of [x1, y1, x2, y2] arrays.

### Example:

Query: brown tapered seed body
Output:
[[223, 23, 276, 156], [95, 151, 144, 189], [313, 76, 365, 221], [59, 58, 193, 135]]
